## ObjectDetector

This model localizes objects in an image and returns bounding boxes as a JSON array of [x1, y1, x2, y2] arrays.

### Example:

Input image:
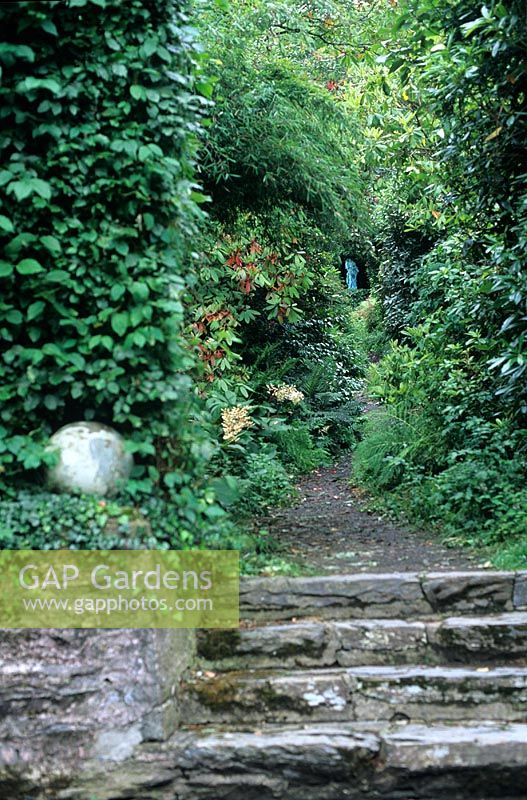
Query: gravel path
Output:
[[258, 459, 482, 574]]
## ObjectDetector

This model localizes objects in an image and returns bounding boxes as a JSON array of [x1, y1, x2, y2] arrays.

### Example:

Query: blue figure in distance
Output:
[[345, 258, 359, 291]]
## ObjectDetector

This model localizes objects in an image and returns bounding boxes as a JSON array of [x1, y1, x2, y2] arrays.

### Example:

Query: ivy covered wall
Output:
[[0, 0, 206, 491]]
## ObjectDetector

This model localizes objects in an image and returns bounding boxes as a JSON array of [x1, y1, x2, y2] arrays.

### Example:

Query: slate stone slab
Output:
[[382, 721, 527, 770], [198, 621, 334, 670], [199, 619, 436, 671], [430, 612, 527, 660], [199, 610, 527, 673], [350, 665, 527, 725], [58, 722, 527, 800], [335, 619, 430, 666], [239, 572, 527, 621], [514, 574, 527, 609], [147, 725, 381, 800], [421, 571, 514, 613], [182, 664, 527, 726], [240, 573, 429, 620]]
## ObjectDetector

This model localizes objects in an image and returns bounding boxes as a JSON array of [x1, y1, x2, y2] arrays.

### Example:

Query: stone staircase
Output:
[[173, 570, 527, 799], [38, 569, 527, 800]]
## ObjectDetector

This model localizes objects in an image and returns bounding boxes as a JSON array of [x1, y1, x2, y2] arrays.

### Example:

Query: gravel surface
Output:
[[258, 460, 482, 575]]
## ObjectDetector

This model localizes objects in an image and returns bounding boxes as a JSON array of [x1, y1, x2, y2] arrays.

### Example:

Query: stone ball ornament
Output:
[[46, 422, 133, 496]]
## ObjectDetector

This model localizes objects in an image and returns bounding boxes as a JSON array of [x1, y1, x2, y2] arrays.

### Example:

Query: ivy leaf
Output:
[[17, 258, 44, 275], [5, 232, 37, 256], [130, 282, 149, 301], [44, 395, 60, 410], [0, 261, 14, 277], [33, 179, 52, 199], [16, 77, 61, 94], [41, 235, 61, 255], [27, 301, 45, 321], [0, 215, 14, 233], [41, 19, 58, 36], [140, 38, 158, 58], [110, 284, 126, 301], [9, 178, 51, 201], [46, 270, 70, 282], [6, 309, 23, 324], [138, 144, 163, 161], [111, 63, 128, 77], [9, 181, 32, 201], [68, 352, 86, 370], [111, 312, 129, 336], [0, 43, 35, 62], [130, 85, 147, 101]]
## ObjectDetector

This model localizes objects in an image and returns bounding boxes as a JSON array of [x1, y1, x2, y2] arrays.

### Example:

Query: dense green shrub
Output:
[[421, 456, 527, 546], [229, 450, 293, 516], [0, 0, 207, 491], [353, 411, 422, 492], [189, 213, 313, 385], [354, 404, 527, 559], [272, 423, 330, 475], [375, 209, 436, 339], [0, 493, 140, 549], [390, 0, 527, 415], [351, 0, 527, 566], [354, 232, 527, 557], [199, 12, 365, 239], [351, 298, 389, 362]]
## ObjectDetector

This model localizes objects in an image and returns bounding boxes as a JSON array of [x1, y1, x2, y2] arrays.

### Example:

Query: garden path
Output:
[[258, 457, 482, 575]]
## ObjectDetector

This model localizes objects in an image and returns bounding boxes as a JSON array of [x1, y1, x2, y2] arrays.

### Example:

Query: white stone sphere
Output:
[[46, 422, 133, 496]]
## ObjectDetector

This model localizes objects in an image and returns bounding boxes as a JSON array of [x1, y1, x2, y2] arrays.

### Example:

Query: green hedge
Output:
[[0, 0, 206, 491]]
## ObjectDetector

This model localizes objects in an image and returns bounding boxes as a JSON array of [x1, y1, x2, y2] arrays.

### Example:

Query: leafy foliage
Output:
[[190, 217, 312, 382], [0, 492, 166, 550], [352, 0, 527, 564], [0, 0, 207, 492], [9, 0, 527, 573], [230, 451, 294, 515], [385, 0, 527, 413], [272, 423, 330, 474], [198, 0, 369, 237]]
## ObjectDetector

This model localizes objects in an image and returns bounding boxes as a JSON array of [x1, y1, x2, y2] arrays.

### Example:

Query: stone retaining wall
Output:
[[0, 628, 195, 795]]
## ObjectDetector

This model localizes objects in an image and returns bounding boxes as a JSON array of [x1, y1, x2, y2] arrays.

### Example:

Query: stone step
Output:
[[198, 613, 527, 670], [72, 721, 527, 799], [240, 570, 527, 621], [182, 664, 527, 725]]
